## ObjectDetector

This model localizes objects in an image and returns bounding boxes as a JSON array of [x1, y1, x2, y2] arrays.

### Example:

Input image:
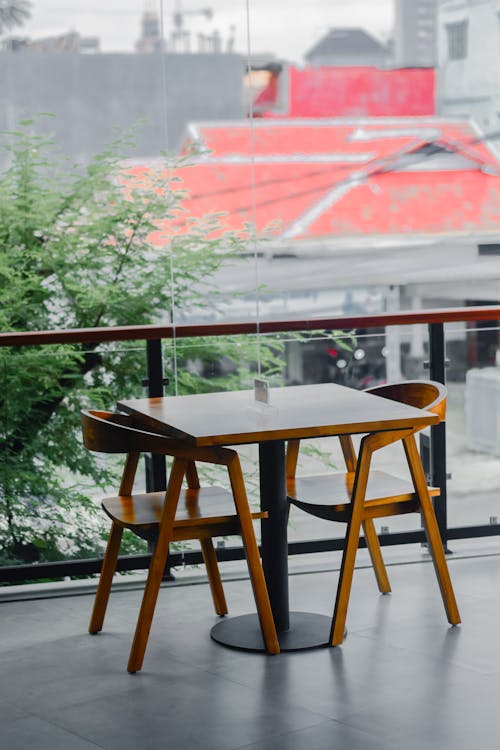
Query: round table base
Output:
[[211, 612, 336, 652]]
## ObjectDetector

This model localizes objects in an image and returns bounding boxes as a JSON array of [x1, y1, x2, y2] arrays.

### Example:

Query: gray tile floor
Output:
[[2, 550, 500, 749]]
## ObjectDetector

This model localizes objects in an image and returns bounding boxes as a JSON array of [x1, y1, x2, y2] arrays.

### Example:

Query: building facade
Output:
[[437, 0, 500, 134], [394, 0, 438, 67], [0, 51, 244, 162], [254, 66, 436, 117]]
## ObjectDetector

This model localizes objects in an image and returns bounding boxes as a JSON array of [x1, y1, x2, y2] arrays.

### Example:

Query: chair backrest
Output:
[[286, 380, 446, 480], [81, 409, 235, 472], [81, 409, 187, 455], [364, 380, 447, 423]]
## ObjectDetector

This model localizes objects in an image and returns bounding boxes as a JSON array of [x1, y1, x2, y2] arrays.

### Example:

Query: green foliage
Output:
[[0, 0, 31, 33], [0, 120, 283, 565]]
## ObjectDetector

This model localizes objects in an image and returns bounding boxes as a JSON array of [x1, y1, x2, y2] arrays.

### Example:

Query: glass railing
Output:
[[446, 323, 500, 531], [4, 310, 500, 581]]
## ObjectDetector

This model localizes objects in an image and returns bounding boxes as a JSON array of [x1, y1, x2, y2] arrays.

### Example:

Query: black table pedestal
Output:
[[212, 440, 335, 652], [211, 612, 332, 652]]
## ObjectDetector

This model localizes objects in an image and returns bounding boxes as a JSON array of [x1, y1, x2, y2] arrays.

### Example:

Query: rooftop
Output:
[[304, 28, 389, 65], [144, 117, 500, 246], [255, 66, 436, 118]]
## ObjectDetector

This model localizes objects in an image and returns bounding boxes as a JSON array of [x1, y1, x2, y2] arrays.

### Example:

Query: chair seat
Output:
[[288, 470, 439, 521], [103, 485, 266, 534]]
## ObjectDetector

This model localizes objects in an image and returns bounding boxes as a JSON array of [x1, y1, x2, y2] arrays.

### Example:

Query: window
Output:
[[446, 21, 468, 61]]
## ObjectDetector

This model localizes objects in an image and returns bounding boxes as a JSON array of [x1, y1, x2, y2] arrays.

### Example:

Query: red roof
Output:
[[133, 117, 500, 244], [305, 171, 500, 238], [256, 66, 436, 118]]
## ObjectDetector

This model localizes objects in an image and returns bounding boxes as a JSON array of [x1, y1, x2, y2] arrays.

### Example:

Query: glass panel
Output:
[[0, 340, 152, 566], [10, 0, 500, 578], [446, 323, 500, 531], [0, 0, 258, 572]]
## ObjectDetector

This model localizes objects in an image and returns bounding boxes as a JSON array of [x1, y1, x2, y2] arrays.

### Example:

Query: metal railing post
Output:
[[144, 338, 174, 578], [144, 338, 167, 493], [427, 322, 449, 549]]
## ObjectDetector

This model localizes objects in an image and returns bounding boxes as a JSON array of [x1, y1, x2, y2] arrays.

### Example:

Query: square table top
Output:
[[118, 382, 439, 447]]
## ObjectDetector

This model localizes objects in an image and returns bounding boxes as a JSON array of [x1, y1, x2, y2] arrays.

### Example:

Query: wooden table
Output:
[[118, 383, 439, 651]]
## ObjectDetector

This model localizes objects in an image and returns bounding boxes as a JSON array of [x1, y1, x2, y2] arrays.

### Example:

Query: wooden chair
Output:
[[81, 409, 279, 672], [286, 381, 461, 646]]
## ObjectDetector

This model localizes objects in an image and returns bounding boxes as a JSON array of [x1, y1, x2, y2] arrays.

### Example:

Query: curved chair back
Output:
[[81, 409, 231, 468], [81, 409, 173, 454], [364, 380, 447, 424]]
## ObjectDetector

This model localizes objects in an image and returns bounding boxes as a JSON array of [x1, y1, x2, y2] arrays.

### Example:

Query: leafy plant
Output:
[[0, 120, 283, 564], [0, 0, 31, 33]]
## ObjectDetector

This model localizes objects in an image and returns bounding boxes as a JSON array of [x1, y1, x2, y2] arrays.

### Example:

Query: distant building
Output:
[[136, 1, 228, 55], [394, 0, 438, 67], [304, 28, 389, 67], [437, 0, 500, 133], [135, 2, 166, 54], [254, 65, 435, 118], [2, 31, 100, 53], [1, 52, 244, 161]]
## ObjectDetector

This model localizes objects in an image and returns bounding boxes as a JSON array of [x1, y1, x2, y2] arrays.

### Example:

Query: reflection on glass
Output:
[[447, 325, 500, 532], [5, 0, 500, 562]]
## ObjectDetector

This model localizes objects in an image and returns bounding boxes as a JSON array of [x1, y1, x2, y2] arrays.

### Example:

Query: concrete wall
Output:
[[1, 52, 244, 162], [394, 0, 438, 67]]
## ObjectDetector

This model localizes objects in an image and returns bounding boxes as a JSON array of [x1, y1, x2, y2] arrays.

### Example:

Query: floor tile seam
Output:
[[352, 629, 498, 677], [9, 712, 107, 749], [228, 716, 341, 750], [199, 663, 346, 719], [42, 683, 335, 748], [188, 661, 366, 728], [139, 660, 266, 686], [20, 677, 172, 712], [0, 705, 37, 722], [357, 633, 500, 680], [0, 627, 140, 653], [203, 646, 498, 695], [0, 665, 85, 692], [332, 715, 403, 745], [450, 591, 500, 603], [349, 629, 448, 655], [138, 639, 278, 675], [196, 665, 376, 725], [334, 704, 492, 748], [0, 644, 132, 670], [201, 664, 272, 688]]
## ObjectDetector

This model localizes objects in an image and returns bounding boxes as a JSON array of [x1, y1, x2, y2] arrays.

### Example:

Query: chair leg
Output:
[[127, 459, 187, 673], [362, 519, 391, 594], [330, 441, 373, 646], [200, 538, 228, 616], [89, 521, 123, 634], [404, 435, 461, 626], [228, 457, 280, 654]]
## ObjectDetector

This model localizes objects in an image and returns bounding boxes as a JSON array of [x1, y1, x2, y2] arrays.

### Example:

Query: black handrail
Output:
[[1, 304, 500, 347]]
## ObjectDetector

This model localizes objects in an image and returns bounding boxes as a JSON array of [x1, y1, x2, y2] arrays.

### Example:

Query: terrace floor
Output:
[[2, 544, 500, 749]]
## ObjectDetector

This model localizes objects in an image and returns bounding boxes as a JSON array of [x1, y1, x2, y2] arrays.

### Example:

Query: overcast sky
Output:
[[20, 0, 394, 63]]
